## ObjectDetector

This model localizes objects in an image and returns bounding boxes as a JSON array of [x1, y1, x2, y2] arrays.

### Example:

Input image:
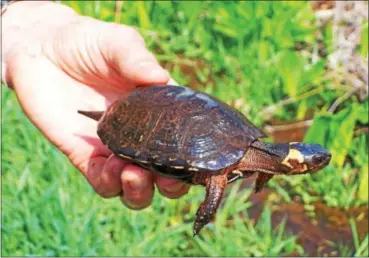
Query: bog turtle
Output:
[[78, 85, 331, 235]]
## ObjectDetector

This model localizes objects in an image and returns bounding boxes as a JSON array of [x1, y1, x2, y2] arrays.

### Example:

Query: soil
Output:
[[241, 176, 368, 256]]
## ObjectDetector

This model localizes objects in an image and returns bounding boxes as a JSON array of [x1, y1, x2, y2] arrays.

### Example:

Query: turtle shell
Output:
[[97, 85, 266, 181]]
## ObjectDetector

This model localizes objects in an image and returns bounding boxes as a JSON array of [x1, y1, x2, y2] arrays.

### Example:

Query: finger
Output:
[[102, 24, 170, 86], [120, 165, 155, 210], [85, 154, 127, 198], [156, 176, 190, 199]]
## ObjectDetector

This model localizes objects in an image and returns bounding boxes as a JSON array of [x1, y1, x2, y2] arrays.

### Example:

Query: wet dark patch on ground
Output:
[[237, 176, 368, 257]]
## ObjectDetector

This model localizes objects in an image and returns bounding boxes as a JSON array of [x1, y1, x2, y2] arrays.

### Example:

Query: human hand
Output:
[[3, 2, 190, 209]]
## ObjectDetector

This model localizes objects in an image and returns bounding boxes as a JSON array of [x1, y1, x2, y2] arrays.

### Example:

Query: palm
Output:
[[17, 58, 118, 171], [12, 23, 133, 173]]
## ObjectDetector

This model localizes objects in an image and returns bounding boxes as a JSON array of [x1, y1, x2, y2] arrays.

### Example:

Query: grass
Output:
[[2, 0, 368, 256], [350, 218, 369, 257], [2, 90, 303, 255]]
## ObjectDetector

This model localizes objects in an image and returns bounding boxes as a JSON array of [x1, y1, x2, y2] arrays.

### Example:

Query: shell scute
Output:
[[97, 85, 266, 178]]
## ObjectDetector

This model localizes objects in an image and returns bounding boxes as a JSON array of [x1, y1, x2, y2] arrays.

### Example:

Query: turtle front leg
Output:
[[193, 174, 227, 236]]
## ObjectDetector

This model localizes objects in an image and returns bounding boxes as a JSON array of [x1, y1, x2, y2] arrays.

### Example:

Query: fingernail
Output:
[[164, 183, 184, 193]]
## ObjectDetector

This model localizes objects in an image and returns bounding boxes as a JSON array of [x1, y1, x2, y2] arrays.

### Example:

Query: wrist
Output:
[[1, 1, 79, 85]]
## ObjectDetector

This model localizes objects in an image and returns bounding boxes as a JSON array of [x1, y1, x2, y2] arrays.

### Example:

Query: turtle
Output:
[[78, 85, 331, 236]]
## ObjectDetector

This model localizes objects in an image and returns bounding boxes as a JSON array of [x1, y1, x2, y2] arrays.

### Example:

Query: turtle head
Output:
[[279, 142, 331, 175]]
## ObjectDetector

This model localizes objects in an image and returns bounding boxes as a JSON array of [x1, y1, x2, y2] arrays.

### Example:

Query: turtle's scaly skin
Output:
[[97, 85, 266, 184]]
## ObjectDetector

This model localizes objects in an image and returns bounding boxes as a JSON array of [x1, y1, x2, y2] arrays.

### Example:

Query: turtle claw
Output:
[[193, 223, 203, 237], [193, 214, 209, 236]]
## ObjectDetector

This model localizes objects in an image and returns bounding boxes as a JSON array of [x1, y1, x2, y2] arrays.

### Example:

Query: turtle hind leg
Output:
[[193, 174, 227, 236]]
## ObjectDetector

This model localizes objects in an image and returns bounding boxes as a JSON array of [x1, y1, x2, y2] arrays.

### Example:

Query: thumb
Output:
[[102, 25, 170, 86]]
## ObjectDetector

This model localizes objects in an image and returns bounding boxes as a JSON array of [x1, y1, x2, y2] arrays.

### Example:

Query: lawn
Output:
[[2, 1, 368, 256]]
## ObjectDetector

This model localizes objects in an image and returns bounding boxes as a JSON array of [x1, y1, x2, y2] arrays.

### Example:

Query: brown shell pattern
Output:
[[97, 85, 266, 180]]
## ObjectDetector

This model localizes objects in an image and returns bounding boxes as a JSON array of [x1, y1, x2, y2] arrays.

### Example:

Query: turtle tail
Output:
[[77, 110, 104, 121]]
